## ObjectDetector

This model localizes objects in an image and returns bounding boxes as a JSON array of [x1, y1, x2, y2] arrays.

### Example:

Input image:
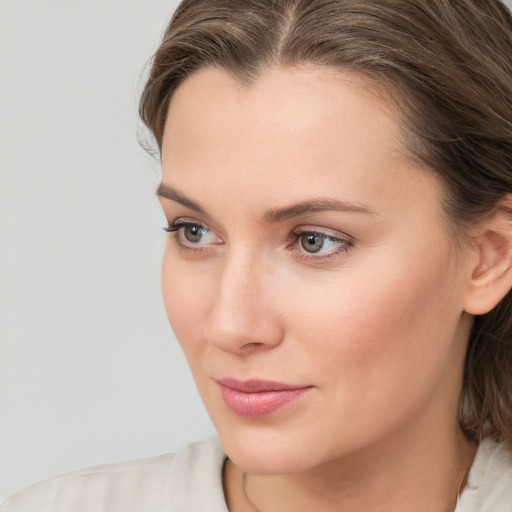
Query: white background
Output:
[[0, 0, 215, 502], [2, 0, 512, 504]]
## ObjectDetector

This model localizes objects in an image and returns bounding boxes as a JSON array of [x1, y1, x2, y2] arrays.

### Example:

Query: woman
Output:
[[3, 0, 512, 510]]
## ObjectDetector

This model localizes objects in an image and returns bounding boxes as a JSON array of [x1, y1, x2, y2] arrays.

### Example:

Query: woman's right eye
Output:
[[180, 224, 208, 243], [164, 221, 222, 249]]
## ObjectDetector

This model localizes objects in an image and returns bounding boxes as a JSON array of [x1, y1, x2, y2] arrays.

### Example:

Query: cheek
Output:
[[161, 253, 205, 353], [282, 245, 464, 405]]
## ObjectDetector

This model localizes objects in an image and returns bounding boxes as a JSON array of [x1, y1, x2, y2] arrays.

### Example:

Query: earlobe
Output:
[[464, 199, 512, 316]]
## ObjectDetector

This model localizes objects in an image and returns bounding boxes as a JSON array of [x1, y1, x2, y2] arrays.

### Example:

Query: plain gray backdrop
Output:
[[2, 0, 512, 504], [0, 0, 215, 502]]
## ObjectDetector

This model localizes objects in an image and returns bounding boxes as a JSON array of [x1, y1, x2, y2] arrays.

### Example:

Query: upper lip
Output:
[[217, 377, 312, 392]]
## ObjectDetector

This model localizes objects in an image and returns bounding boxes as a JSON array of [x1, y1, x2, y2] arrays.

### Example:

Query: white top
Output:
[[2, 436, 511, 512]]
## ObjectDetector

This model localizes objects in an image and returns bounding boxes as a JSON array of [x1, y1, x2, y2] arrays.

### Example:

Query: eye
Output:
[[300, 233, 328, 253], [182, 224, 209, 243], [292, 228, 353, 259], [165, 220, 222, 249]]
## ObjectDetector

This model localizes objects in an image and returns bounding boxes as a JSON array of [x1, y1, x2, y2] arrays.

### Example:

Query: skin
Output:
[[158, 66, 481, 512]]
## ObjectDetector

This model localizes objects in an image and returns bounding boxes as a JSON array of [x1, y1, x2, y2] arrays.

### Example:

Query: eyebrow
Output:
[[156, 183, 207, 215], [263, 198, 377, 223], [156, 183, 376, 222]]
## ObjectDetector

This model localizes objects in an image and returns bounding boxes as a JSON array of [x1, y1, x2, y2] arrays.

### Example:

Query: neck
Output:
[[225, 419, 477, 512]]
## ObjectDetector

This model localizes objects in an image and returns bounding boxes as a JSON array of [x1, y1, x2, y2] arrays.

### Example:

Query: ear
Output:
[[464, 197, 512, 315]]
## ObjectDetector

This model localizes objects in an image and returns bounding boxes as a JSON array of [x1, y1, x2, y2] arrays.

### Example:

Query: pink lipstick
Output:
[[217, 378, 313, 419]]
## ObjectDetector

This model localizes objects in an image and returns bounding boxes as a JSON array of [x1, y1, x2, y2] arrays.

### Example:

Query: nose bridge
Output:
[[207, 246, 282, 352], [215, 247, 262, 329]]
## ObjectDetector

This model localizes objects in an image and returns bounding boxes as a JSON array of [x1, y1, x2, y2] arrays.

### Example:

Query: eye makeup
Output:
[[289, 227, 354, 261], [164, 217, 354, 263]]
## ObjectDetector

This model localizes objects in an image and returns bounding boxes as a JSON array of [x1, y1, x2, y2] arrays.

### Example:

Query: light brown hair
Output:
[[140, 0, 512, 447]]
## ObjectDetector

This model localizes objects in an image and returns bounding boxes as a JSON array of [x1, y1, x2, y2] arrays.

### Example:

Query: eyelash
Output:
[[291, 227, 353, 261], [163, 220, 354, 261], [163, 220, 216, 255]]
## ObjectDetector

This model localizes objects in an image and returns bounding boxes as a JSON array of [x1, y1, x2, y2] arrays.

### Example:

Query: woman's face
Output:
[[159, 66, 476, 474]]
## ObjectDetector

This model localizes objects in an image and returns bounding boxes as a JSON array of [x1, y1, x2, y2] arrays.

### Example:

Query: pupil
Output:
[[301, 233, 324, 253], [184, 225, 203, 243]]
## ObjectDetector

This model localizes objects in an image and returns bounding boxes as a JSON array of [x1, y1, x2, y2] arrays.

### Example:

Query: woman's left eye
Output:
[[293, 229, 353, 259]]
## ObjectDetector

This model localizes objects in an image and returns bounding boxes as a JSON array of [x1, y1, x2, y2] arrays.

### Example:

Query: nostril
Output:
[[239, 341, 267, 352]]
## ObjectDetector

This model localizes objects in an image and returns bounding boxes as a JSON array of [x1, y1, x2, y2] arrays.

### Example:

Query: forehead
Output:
[[163, 65, 403, 163], [160, 65, 439, 223]]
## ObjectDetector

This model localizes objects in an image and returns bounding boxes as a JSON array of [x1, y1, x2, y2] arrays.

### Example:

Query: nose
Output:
[[204, 250, 284, 355]]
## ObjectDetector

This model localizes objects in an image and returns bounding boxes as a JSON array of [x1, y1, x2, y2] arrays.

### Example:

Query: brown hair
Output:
[[140, 0, 512, 447]]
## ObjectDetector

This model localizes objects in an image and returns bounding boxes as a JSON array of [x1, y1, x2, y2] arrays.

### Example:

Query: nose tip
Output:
[[206, 298, 284, 355], [204, 258, 284, 355]]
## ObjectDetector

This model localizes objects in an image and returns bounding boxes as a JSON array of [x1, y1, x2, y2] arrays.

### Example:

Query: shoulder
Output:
[[1, 436, 228, 512], [457, 439, 512, 512]]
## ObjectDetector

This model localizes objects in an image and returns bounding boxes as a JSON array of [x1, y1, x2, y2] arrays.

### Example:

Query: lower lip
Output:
[[219, 385, 312, 419]]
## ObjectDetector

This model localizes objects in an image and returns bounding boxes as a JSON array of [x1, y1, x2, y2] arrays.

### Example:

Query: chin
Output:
[[215, 419, 341, 475], [221, 437, 313, 475]]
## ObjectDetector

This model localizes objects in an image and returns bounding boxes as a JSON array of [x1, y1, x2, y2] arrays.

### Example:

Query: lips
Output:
[[217, 377, 313, 419]]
